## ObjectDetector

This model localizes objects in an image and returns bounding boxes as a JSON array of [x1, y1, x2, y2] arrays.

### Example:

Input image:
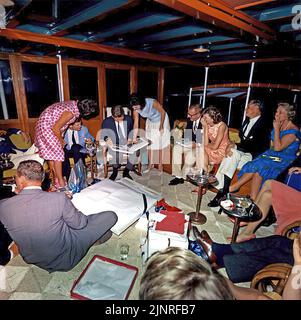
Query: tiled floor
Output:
[[0, 169, 276, 300]]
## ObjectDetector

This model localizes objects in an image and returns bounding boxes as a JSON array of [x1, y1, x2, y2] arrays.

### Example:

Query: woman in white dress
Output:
[[130, 93, 170, 172]]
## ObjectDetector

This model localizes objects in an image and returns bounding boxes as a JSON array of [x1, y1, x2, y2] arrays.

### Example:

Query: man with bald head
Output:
[[169, 104, 203, 185], [0, 160, 117, 272]]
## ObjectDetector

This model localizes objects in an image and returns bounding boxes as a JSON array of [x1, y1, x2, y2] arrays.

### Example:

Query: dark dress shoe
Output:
[[123, 171, 133, 180], [132, 168, 142, 176], [169, 177, 184, 186], [109, 169, 118, 181], [207, 192, 223, 208], [192, 227, 217, 265]]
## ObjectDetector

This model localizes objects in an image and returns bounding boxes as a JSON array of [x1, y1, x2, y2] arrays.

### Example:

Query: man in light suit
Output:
[[169, 104, 203, 185], [101, 105, 137, 181], [62, 117, 94, 179], [0, 160, 117, 272], [208, 99, 270, 207]]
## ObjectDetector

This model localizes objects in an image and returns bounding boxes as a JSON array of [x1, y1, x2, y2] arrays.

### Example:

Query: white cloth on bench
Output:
[[71, 178, 161, 235]]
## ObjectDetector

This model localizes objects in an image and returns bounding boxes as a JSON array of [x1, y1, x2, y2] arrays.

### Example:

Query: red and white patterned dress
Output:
[[34, 101, 80, 161]]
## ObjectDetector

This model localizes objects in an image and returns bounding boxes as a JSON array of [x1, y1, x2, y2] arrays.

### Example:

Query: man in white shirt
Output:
[[208, 100, 270, 207], [62, 117, 94, 179], [169, 104, 203, 185]]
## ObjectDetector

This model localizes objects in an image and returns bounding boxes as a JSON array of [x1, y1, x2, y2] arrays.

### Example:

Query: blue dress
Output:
[[238, 129, 301, 185]]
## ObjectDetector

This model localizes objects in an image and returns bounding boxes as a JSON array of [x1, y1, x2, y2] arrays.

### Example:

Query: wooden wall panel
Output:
[[158, 68, 165, 105], [1, 53, 163, 143], [9, 55, 29, 133]]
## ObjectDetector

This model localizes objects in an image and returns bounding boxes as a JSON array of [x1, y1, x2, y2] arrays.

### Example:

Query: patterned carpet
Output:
[[0, 169, 275, 300]]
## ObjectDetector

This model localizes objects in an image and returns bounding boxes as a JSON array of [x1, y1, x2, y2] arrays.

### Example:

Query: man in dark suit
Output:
[[0, 160, 117, 272], [193, 227, 295, 284], [101, 105, 136, 181], [208, 99, 270, 207], [169, 104, 203, 185]]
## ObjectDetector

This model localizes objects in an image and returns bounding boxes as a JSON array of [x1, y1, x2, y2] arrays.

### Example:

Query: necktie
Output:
[[242, 118, 250, 134], [117, 122, 125, 141], [193, 121, 198, 134], [72, 130, 76, 145]]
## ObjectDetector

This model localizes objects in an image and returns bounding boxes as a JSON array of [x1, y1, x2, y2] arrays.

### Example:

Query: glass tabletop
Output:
[[186, 173, 217, 187], [219, 194, 262, 222]]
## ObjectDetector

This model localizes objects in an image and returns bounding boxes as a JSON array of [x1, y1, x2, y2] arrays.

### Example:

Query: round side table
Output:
[[187, 173, 217, 225], [219, 194, 262, 243]]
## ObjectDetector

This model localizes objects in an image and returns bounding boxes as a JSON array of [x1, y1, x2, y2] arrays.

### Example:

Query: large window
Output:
[[106, 68, 130, 107], [208, 65, 251, 85], [0, 59, 17, 120], [137, 70, 158, 99], [68, 65, 98, 102], [22, 62, 59, 118], [253, 61, 301, 85]]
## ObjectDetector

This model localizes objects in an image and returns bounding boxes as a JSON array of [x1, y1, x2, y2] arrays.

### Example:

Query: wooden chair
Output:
[[97, 106, 142, 178], [101, 145, 142, 178], [250, 220, 301, 297]]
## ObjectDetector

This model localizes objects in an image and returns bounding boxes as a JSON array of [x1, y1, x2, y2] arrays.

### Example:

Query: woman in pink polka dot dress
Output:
[[35, 99, 98, 190]]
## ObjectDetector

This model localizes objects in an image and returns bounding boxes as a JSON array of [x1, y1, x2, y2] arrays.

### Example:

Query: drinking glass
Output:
[[120, 244, 130, 260]]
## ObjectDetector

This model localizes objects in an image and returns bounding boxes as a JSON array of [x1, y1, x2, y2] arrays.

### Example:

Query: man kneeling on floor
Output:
[[0, 160, 117, 272]]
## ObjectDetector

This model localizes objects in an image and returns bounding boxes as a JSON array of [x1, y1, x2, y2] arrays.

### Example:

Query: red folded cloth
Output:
[[156, 199, 183, 213], [155, 210, 185, 234]]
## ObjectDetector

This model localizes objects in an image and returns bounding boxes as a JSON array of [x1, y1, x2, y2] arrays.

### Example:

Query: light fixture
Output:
[[193, 45, 210, 53], [291, 88, 300, 92]]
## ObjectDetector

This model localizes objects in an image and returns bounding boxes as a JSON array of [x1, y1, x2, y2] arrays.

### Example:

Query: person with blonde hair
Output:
[[229, 102, 301, 200], [139, 246, 272, 300], [139, 246, 234, 300]]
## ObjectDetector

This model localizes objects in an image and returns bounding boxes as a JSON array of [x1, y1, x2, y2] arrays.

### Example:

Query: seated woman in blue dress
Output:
[[229, 102, 301, 200]]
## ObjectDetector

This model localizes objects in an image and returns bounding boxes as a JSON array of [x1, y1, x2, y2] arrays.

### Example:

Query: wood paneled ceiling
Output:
[[0, 0, 300, 66]]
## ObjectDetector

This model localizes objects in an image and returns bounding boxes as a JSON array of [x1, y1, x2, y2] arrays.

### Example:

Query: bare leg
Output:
[[148, 149, 153, 169], [161, 145, 170, 172], [158, 149, 163, 171], [195, 144, 203, 171], [250, 172, 263, 200], [229, 173, 254, 192], [53, 160, 65, 187], [236, 180, 272, 242], [48, 160, 55, 186], [203, 151, 209, 173]]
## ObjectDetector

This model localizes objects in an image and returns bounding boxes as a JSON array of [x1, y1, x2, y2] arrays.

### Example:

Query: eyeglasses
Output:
[[187, 111, 200, 118]]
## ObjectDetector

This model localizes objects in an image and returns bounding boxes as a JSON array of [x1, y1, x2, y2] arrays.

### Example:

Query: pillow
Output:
[[9, 134, 31, 151], [229, 129, 240, 144]]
